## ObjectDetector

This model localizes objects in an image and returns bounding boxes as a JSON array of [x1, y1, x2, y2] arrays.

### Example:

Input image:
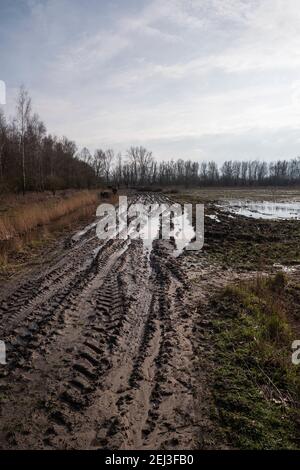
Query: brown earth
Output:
[[1, 191, 299, 450], [0, 193, 208, 450]]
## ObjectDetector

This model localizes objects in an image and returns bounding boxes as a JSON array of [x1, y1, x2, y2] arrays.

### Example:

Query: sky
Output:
[[1, 0, 300, 162]]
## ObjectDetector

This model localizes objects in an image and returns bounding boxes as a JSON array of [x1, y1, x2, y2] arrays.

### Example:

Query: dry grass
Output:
[[0, 190, 108, 268], [0, 190, 99, 242]]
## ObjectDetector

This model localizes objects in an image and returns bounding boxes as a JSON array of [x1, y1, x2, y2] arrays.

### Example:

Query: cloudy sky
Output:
[[1, 0, 300, 162]]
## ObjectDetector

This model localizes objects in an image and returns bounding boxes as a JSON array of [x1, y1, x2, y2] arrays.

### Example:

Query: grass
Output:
[[207, 221, 300, 270], [0, 190, 99, 240], [0, 190, 114, 270], [210, 272, 300, 449]]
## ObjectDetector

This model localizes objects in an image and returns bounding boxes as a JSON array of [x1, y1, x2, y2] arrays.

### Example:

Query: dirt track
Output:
[[0, 194, 202, 450]]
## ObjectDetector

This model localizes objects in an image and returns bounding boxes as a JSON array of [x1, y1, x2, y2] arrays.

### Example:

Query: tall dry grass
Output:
[[0, 190, 99, 242]]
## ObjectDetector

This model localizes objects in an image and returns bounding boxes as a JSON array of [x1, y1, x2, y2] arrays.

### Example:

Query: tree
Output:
[[207, 161, 219, 183], [16, 86, 31, 194], [127, 146, 153, 185], [93, 149, 106, 179], [104, 149, 114, 183], [112, 152, 122, 186], [27, 113, 46, 190], [92, 148, 114, 184], [79, 147, 92, 166]]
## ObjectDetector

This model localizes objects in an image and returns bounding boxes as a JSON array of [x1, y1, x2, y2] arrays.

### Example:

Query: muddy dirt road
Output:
[[0, 194, 201, 450]]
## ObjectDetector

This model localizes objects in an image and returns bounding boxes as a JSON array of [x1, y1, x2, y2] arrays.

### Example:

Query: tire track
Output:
[[0, 193, 199, 450]]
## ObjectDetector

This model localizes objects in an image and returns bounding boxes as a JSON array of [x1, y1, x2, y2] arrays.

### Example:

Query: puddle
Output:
[[71, 222, 97, 243], [73, 199, 197, 258], [129, 205, 197, 257], [273, 263, 300, 273], [206, 214, 221, 223], [128, 205, 161, 256], [219, 200, 300, 220], [172, 210, 197, 257]]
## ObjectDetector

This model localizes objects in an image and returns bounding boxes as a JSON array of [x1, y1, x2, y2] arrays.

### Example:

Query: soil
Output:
[[1, 190, 299, 450], [0, 193, 206, 450]]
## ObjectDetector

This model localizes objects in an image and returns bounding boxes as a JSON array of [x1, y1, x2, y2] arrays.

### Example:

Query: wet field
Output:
[[1, 188, 300, 449]]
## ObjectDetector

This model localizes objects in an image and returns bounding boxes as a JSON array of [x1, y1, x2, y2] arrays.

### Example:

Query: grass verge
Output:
[[0, 190, 111, 273], [0, 190, 99, 240], [210, 272, 300, 449]]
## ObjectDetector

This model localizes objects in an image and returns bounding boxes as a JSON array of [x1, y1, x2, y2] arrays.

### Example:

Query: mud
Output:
[[0, 193, 201, 450]]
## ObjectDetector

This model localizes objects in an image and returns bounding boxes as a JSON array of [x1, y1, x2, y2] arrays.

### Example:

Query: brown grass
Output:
[[0, 191, 99, 242], [0, 190, 109, 268]]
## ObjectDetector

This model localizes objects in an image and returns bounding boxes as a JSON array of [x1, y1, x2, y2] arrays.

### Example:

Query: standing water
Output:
[[220, 200, 300, 220]]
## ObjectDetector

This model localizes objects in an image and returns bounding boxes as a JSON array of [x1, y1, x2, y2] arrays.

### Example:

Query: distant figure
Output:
[[112, 187, 118, 195]]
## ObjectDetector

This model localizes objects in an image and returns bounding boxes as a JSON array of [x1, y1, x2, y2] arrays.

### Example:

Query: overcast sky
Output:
[[1, 0, 300, 162]]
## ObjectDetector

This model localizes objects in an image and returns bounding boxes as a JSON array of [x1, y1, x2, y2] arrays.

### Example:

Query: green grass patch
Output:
[[211, 272, 300, 449]]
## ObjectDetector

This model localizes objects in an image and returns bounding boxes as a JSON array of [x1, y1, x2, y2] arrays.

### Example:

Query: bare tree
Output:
[[16, 86, 31, 194], [127, 146, 153, 185], [208, 161, 219, 183], [112, 152, 122, 186], [28, 113, 46, 190], [104, 149, 114, 183], [200, 162, 208, 182], [93, 149, 105, 179], [79, 147, 92, 166]]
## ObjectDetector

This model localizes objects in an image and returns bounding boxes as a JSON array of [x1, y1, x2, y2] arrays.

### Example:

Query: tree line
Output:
[[0, 87, 97, 194], [110, 155, 300, 187], [1, 87, 300, 193], [92, 148, 300, 187]]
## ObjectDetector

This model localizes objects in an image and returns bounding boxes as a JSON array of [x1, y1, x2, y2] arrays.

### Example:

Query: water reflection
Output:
[[172, 210, 197, 257], [220, 200, 300, 220], [137, 205, 196, 257]]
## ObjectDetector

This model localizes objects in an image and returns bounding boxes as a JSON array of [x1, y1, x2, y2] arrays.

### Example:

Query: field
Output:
[[0, 188, 299, 449], [169, 187, 300, 448]]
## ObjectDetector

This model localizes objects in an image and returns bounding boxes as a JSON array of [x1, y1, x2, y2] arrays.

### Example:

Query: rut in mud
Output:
[[0, 194, 201, 450]]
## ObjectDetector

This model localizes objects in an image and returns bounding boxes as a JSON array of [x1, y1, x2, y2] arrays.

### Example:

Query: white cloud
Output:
[[3, 0, 300, 161], [55, 32, 130, 77]]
